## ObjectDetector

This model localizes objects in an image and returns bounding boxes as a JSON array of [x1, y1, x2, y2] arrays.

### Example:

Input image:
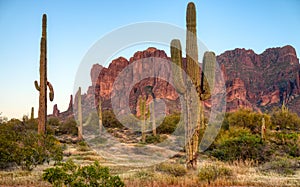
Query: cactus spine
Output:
[[138, 95, 147, 143], [34, 14, 54, 137], [98, 96, 103, 134], [77, 87, 83, 140], [170, 2, 216, 169]]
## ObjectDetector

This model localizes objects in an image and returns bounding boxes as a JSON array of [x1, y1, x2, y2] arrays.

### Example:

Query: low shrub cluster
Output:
[[57, 118, 78, 136], [156, 162, 187, 177], [198, 163, 233, 184], [209, 108, 300, 163], [145, 134, 167, 144], [43, 159, 124, 187], [156, 114, 181, 134], [103, 110, 123, 128], [0, 118, 63, 170], [211, 128, 268, 162], [261, 157, 299, 175]]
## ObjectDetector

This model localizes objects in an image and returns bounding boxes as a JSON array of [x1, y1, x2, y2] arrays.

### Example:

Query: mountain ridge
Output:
[[51, 45, 300, 119]]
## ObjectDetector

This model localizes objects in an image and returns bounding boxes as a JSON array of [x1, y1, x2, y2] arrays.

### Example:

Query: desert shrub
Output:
[[134, 170, 154, 180], [157, 114, 180, 134], [145, 134, 167, 144], [261, 157, 298, 175], [47, 117, 60, 126], [211, 128, 268, 162], [0, 119, 63, 170], [198, 163, 233, 184], [58, 118, 78, 136], [43, 159, 124, 187], [272, 132, 300, 157], [103, 110, 123, 128], [226, 109, 271, 133], [271, 109, 300, 130], [77, 141, 91, 152], [156, 163, 187, 177]]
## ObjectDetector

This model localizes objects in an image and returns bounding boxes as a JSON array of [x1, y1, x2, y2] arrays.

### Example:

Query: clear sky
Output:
[[0, 0, 299, 119]]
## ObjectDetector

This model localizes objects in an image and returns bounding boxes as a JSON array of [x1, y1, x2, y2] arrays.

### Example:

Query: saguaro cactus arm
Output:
[[77, 87, 83, 140], [47, 81, 54, 101], [31, 107, 34, 120], [200, 51, 216, 100], [171, 39, 186, 94], [34, 80, 40, 91]]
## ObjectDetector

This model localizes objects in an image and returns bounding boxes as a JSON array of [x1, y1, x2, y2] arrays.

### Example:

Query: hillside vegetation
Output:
[[0, 107, 299, 186]]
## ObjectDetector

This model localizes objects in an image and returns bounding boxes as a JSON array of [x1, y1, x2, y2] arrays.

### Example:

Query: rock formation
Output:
[[53, 45, 300, 120]]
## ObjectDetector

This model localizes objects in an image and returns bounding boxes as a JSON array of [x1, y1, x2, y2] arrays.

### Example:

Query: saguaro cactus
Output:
[[144, 86, 157, 136], [186, 2, 200, 88], [150, 102, 156, 136], [34, 14, 54, 136], [77, 87, 83, 140], [98, 96, 103, 134], [138, 95, 147, 143], [170, 2, 216, 169], [30, 107, 34, 120], [201, 52, 216, 100], [261, 117, 266, 141]]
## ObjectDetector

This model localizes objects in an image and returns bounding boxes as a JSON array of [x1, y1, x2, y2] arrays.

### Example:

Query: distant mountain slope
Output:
[[217, 45, 300, 113], [52, 45, 300, 118]]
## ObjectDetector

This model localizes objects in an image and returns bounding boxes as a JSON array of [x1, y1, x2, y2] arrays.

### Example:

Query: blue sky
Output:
[[0, 0, 299, 119]]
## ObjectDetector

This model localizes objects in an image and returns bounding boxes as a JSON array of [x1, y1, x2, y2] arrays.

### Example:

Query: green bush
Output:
[[211, 128, 268, 162], [58, 118, 78, 136], [77, 141, 91, 152], [157, 114, 180, 134], [47, 117, 60, 126], [198, 163, 233, 184], [225, 109, 271, 133], [0, 119, 63, 170], [271, 108, 300, 131], [103, 110, 123, 128], [272, 132, 300, 157], [261, 157, 298, 175], [156, 162, 187, 177], [43, 159, 124, 187], [145, 134, 167, 144]]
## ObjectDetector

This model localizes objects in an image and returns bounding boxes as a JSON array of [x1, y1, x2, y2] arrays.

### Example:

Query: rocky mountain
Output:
[[52, 45, 300, 118], [218, 45, 300, 113]]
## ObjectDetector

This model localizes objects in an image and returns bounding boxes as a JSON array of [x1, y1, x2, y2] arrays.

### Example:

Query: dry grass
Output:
[[122, 159, 300, 187], [1, 145, 299, 187], [0, 166, 51, 186]]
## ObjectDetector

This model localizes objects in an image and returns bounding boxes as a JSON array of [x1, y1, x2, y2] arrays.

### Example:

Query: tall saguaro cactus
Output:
[[186, 2, 199, 89], [138, 96, 147, 143], [98, 96, 103, 134], [77, 87, 83, 140], [261, 117, 266, 141], [170, 2, 216, 169], [30, 107, 34, 120], [34, 14, 54, 136], [150, 102, 156, 136]]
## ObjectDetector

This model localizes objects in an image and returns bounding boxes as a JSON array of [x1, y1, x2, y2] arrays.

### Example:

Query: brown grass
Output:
[[1, 147, 299, 187]]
